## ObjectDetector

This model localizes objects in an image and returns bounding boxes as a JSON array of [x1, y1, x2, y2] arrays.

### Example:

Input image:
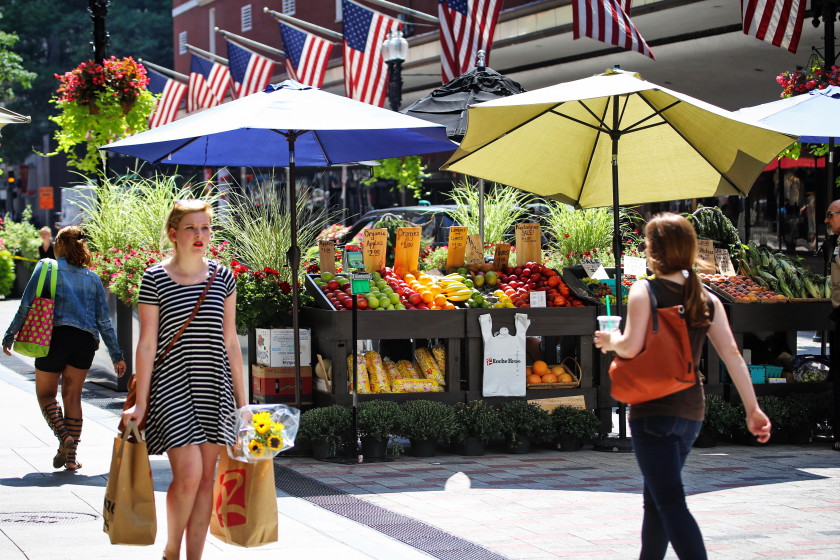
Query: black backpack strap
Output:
[[642, 279, 660, 333]]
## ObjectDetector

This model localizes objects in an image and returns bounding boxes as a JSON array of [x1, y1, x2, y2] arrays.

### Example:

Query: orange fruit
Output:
[[550, 365, 565, 377], [532, 360, 549, 376], [558, 373, 573, 383], [434, 294, 447, 307], [542, 373, 558, 383], [421, 291, 434, 304], [444, 302, 456, 309], [404, 273, 416, 283], [525, 366, 533, 376], [527, 374, 542, 384]]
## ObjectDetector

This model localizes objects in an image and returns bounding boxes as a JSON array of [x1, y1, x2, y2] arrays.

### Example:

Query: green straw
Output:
[[605, 283, 611, 316]]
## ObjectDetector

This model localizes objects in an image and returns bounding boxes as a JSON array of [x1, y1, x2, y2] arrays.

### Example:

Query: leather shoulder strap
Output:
[[642, 279, 659, 333], [154, 263, 220, 368]]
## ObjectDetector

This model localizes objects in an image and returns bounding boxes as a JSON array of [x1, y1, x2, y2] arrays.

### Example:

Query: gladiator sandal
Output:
[[64, 417, 83, 470], [41, 401, 73, 469]]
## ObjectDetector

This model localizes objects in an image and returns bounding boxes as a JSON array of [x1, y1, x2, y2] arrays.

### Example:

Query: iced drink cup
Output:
[[597, 315, 622, 332]]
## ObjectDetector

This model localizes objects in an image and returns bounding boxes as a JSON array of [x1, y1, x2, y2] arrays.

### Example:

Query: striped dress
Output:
[[139, 260, 237, 456]]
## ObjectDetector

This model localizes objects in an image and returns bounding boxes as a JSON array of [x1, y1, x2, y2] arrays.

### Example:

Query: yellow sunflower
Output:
[[255, 421, 271, 435], [267, 435, 283, 451], [270, 422, 285, 434], [252, 411, 272, 424], [248, 439, 265, 457]]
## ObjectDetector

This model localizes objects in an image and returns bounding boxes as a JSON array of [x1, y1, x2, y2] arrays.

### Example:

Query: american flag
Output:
[[226, 40, 275, 97], [187, 53, 232, 112], [146, 68, 187, 128], [279, 21, 334, 88], [741, 0, 805, 53], [341, 0, 399, 107], [438, 0, 503, 84], [572, 0, 654, 60]]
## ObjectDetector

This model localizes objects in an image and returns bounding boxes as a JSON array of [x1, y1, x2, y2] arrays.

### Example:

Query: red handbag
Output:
[[608, 280, 697, 405]]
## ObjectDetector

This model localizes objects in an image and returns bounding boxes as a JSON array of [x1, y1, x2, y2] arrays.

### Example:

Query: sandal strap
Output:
[[64, 417, 83, 467], [41, 401, 69, 443]]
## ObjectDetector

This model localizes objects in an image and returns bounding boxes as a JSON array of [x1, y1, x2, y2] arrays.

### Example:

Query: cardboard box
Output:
[[251, 364, 313, 405], [255, 328, 312, 367]]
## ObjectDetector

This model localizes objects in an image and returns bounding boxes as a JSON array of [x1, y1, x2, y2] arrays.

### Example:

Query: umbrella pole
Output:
[[478, 178, 485, 242], [286, 134, 302, 408]]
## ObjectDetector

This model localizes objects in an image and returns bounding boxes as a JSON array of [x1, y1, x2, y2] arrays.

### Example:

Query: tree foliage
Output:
[[0, 13, 36, 102], [0, 0, 172, 164]]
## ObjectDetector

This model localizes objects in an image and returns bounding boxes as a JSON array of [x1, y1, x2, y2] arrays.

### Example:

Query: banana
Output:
[[446, 289, 473, 301]]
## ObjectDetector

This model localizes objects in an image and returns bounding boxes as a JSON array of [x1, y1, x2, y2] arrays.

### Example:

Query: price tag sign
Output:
[[394, 227, 422, 272], [318, 239, 335, 274], [581, 259, 602, 278], [515, 223, 542, 264], [623, 255, 648, 278], [493, 243, 511, 271], [529, 290, 546, 308], [350, 272, 372, 295], [362, 229, 387, 273], [714, 248, 736, 276], [446, 226, 469, 270], [466, 234, 484, 266], [696, 239, 716, 274]]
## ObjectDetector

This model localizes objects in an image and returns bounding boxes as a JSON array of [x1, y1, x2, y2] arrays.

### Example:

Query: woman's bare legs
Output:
[[34, 369, 73, 468], [164, 443, 221, 560], [60, 365, 89, 469]]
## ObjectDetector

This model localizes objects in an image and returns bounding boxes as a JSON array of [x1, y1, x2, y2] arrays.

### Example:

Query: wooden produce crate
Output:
[[299, 306, 467, 406], [464, 306, 598, 407]]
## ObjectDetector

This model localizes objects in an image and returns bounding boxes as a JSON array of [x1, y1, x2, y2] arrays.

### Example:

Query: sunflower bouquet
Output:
[[229, 404, 300, 462]]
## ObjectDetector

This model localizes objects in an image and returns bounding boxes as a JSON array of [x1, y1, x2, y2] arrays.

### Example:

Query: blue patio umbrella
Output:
[[102, 81, 456, 407]]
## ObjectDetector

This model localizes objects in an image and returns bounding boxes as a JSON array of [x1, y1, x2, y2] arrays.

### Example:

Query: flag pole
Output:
[[358, 0, 439, 23], [138, 59, 188, 82], [185, 44, 229, 65], [215, 27, 285, 60], [263, 8, 344, 41]]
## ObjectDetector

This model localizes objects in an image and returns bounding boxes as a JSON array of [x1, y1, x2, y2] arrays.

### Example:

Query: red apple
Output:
[[327, 280, 340, 291]]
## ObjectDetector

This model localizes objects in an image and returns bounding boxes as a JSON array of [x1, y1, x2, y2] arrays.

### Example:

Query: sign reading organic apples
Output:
[[318, 239, 335, 274], [363, 229, 388, 273]]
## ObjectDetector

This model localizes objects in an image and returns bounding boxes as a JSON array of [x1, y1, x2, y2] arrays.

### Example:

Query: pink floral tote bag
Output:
[[14, 259, 57, 358]]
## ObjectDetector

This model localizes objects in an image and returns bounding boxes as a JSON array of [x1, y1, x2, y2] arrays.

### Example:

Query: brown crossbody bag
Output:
[[119, 265, 220, 432]]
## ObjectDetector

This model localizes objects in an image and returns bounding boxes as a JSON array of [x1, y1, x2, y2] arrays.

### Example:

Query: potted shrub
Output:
[[696, 394, 739, 447], [398, 400, 457, 457], [298, 405, 353, 459], [357, 400, 404, 459], [734, 395, 790, 445], [498, 400, 554, 454], [451, 400, 503, 456], [550, 406, 600, 451]]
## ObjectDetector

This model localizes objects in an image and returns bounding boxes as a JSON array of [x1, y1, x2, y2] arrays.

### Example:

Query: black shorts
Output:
[[34, 326, 98, 373]]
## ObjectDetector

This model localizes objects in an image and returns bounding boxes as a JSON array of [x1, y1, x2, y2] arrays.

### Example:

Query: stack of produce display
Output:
[[489, 263, 587, 308], [580, 277, 637, 305], [699, 273, 785, 302], [525, 359, 580, 387], [736, 241, 830, 300], [347, 346, 446, 393]]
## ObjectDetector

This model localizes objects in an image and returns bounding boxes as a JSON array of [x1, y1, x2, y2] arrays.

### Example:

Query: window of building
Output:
[[179, 31, 187, 55], [241, 4, 253, 32], [283, 0, 295, 15]]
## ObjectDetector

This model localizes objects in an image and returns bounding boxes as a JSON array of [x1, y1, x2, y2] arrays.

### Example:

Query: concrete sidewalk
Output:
[[0, 362, 434, 560]]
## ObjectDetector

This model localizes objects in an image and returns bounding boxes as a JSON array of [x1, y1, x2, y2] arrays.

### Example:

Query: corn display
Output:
[[383, 359, 400, 385], [391, 378, 443, 393], [346, 354, 371, 394], [397, 359, 421, 379], [431, 344, 446, 372], [415, 347, 445, 386], [346, 350, 443, 393], [364, 350, 392, 393]]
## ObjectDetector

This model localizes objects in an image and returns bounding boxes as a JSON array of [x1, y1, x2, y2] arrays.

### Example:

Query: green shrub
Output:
[[0, 250, 14, 297], [298, 405, 353, 455], [550, 406, 601, 440], [398, 400, 457, 441], [498, 400, 554, 445], [1, 207, 40, 267], [452, 400, 503, 444]]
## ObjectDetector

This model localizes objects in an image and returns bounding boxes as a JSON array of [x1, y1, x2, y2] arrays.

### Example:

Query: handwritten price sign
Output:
[[363, 229, 387, 272]]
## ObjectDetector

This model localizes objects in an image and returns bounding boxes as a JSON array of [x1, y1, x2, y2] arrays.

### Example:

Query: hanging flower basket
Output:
[[49, 56, 157, 175]]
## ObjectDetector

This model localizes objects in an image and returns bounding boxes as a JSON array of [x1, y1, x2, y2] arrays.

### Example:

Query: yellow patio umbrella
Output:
[[442, 68, 796, 314]]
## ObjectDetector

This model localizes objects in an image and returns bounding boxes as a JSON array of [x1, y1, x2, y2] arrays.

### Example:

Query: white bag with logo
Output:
[[479, 313, 530, 397]]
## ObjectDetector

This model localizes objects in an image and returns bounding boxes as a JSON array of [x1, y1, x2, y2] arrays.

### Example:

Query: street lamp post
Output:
[[88, 0, 110, 64], [381, 29, 409, 112]]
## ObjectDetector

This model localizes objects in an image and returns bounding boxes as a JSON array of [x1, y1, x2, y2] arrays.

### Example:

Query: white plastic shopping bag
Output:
[[479, 313, 530, 397]]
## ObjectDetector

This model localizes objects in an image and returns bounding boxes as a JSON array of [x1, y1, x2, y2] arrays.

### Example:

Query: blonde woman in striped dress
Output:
[[122, 199, 246, 560]]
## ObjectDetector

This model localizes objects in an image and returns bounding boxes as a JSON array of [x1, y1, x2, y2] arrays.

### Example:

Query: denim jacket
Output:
[[3, 257, 124, 363]]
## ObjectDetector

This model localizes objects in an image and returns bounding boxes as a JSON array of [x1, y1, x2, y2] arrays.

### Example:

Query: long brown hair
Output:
[[644, 213, 710, 327], [54, 226, 92, 268]]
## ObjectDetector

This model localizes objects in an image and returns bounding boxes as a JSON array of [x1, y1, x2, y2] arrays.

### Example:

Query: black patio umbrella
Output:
[[403, 53, 526, 240]]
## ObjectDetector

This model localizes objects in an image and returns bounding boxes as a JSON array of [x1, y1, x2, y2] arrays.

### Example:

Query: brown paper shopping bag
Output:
[[103, 421, 157, 545], [210, 452, 278, 547]]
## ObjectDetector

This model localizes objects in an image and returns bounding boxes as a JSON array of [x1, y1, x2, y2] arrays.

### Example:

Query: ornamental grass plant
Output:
[[446, 181, 533, 244]]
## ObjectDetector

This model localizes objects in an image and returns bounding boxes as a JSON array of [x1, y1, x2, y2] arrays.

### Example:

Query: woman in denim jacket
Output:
[[3, 226, 126, 470]]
